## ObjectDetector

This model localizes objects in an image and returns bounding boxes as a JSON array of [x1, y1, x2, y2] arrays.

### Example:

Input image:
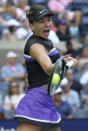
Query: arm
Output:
[[3, 32, 11, 40], [4, 72, 25, 82], [30, 43, 77, 75], [30, 43, 54, 76], [1, 67, 25, 83]]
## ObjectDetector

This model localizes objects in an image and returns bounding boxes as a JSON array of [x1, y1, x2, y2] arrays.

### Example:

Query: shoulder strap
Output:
[[24, 35, 53, 55]]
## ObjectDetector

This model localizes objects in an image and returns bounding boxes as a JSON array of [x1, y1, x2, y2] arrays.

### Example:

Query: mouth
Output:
[[43, 29, 50, 33]]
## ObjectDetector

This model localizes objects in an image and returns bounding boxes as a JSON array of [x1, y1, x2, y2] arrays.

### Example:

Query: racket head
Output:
[[48, 58, 66, 96]]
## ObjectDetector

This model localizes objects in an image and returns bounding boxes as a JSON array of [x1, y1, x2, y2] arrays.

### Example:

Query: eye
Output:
[[47, 17, 52, 22], [38, 20, 44, 23]]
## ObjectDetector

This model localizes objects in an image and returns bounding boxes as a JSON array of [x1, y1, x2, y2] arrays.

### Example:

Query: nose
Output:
[[44, 21, 51, 27]]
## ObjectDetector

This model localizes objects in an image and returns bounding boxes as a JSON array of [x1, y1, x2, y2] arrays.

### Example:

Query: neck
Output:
[[9, 63, 15, 66], [54, 100, 61, 107]]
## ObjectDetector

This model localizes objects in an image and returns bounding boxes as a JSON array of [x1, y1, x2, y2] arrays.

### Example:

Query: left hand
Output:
[[62, 54, 78, 67]]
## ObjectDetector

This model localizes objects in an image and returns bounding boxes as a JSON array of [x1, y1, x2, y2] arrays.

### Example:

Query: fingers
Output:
[[62, 54, 72, 58], [63, 56, 78, 67], [72, 58, 78, 65]]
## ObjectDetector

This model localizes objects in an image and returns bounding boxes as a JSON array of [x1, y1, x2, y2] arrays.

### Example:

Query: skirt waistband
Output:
[[28, 86, 48, 94]]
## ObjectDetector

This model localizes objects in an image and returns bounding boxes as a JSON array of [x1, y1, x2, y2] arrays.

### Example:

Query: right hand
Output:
[[62, 54, 78, 67]]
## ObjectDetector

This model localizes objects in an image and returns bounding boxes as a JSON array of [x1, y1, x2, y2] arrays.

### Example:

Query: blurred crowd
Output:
[[0, 0, 88, 119]]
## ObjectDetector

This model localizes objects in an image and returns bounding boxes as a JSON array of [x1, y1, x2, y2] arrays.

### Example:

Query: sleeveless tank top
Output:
[[24, 35, 60, 88]]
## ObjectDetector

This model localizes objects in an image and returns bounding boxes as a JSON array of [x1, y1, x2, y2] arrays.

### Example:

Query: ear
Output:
[[29, 23, 35, 31]]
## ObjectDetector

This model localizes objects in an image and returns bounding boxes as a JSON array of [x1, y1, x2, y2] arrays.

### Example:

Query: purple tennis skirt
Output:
[[15, 86, 61, 127]]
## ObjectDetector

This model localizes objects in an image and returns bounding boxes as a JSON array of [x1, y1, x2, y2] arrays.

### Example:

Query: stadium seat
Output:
[[82, 7, 88, 16], [82, 16, 88, 25], [73, 109, 88, 119], [0, 82, 9, 99], [4, 110, 15, 119]]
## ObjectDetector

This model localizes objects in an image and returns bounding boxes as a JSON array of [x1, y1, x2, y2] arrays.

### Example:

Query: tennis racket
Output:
[[48, 58, 74, 96]]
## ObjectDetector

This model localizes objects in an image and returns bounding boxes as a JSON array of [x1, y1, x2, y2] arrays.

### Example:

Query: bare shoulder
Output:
[[29, 43, 53, 75], [30, 43, 46, 59], [30, 43, 45, 52]]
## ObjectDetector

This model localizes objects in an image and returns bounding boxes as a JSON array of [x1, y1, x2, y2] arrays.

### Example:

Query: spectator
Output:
[[0, 107, 5, 119], [6, 0, 18, 5], [63, 41, 79, 58], [61, 78, 81, 110], [48, 0, 73, 14], [74, 46, 88, 84], [16, 81, 25, 104], [1, 51, 26, 83], [80, 85, 88, 108], [3, 19, 20, 41], [79, 45, 88, 68], [80, 72, 88, 87], [3, 81, 20, 119], [0, 1, 18, 39], [0, 0, 7, 5], [4, 81, 25, 111], [16, 0, 30, 21], [0, 2, 19, 21], [69, 24, 79, 38], [3, 81, 25, 119], [0, 93, 3, 106], [74, 66, 85, 85], [56, 19, 71, 42], [66, 69, 82, 95], [15, 18, 33, 40], [84, 35, 88, 45], [48, 0, 82, 27], [4, 81, 18, 111], [48, 23, 60, 48], [53, 87, 74, 119]]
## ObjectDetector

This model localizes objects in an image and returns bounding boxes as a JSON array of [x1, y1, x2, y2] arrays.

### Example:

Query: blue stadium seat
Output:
[[0, 25, 8, 39], [28, 0, 49, 6], [73, 109, 88, 119], [0, 82, 9, 99], [4, 110, 15, 119], [80, 25, 88, 37], [82, 16, 88, 25], [74, 0, 88, 4], [82, 7, 88, 15]]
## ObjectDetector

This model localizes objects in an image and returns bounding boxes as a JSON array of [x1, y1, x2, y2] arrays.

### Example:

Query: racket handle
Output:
[[66, 61, 74, 68]]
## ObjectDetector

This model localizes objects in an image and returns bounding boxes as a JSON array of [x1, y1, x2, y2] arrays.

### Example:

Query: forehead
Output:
[[59, 24, 66, 26], [10, 82, 17, 87], [8, 57, 16, 59], [37, 15, 51, 21]]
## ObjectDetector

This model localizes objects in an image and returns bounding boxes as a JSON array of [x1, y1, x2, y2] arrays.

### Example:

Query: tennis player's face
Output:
[[31, 15, 52, 39]]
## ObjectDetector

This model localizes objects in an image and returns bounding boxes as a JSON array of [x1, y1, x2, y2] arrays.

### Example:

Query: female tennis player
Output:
[[15, 5, 77, 131]]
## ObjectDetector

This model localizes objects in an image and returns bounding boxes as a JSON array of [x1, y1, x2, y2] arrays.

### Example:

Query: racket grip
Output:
[[66, 61, 74, 68]]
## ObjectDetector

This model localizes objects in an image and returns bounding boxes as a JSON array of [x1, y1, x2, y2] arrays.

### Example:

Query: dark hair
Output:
[[26, 5, 45, 19], [8, 82, 18, 97], [8, 26, 15, 33], [66, 41, 72, 45], [26, 5, 52, 23]]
